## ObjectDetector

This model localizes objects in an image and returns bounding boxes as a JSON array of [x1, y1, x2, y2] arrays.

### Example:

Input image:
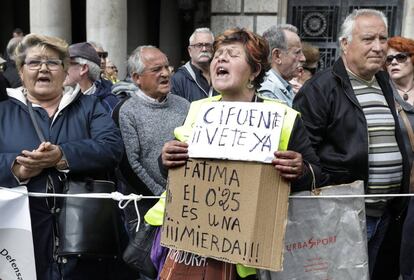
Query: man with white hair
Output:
[[117, 46, 189, 229], [64, 42, 118, 112], [258, 24, 305, 107], [171, 27, 217, 102], [293, 9, 409, 276]]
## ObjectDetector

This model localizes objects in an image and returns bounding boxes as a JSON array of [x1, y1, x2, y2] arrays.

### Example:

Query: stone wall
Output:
[[210, 0, 282, 36]]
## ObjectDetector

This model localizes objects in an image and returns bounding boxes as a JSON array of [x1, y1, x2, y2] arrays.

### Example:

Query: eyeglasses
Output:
[[385, 53, 412, 66], [24, 59, 63, 71], [190, 43, 213, 50], [97, 51, 108, 59], [213, 47, 242, 59]]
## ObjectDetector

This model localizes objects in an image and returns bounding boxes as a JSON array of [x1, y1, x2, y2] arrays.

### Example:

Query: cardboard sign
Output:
[[0, 186, 37, 280], [188, 102, 285, 163], [161, 158, 290, 271]]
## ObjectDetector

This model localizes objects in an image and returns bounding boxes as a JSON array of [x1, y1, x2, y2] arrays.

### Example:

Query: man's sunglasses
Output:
[[385, 53, 412, 66], [97, 51, 108, 59]]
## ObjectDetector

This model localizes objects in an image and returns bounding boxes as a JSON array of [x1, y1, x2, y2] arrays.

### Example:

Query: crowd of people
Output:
[[1, 7, 414, 280]]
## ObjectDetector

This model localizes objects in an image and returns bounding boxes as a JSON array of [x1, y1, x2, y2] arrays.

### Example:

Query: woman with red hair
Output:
[[157, 28, 322, 280], [386, 36, 414, 104], [385, 36, 414, 280]]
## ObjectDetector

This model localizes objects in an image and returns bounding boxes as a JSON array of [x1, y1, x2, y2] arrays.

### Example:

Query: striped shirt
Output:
[[348, 71, 403, 217]]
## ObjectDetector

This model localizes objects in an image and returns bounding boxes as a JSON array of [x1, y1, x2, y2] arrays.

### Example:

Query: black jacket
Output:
[[0, 73, 7, 101], [3, 60, 22, 88], [293, 58, 409, 205]]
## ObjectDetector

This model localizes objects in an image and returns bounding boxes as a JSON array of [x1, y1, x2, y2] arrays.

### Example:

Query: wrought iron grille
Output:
[[288, 0, 404, 70]]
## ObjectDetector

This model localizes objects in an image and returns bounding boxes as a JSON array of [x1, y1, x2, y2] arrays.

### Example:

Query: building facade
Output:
[[1, 0, 413, 79]]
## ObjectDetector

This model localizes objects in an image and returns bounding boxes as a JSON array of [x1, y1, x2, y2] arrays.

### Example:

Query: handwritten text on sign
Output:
[[161, 159, 289, 270], [161, 159, 289, 271], [163, 160, 259, 264], [188, 102, 286, 163]]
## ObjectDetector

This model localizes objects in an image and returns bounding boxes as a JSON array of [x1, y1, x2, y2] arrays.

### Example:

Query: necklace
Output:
[[397, 84, 414, 101]]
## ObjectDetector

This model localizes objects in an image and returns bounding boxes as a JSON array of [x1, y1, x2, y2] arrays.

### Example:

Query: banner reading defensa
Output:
[[0, 186, 36, 280]]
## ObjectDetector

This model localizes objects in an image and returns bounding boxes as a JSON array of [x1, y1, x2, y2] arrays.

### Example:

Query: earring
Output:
[[247, 80, 254, 89], [276, 58, 282, 64]]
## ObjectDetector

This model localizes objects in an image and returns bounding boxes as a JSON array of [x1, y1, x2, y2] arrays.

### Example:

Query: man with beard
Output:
[[171, 28, 217, 102]]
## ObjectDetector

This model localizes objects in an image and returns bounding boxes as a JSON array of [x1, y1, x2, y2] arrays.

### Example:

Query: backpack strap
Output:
[[111, 95, 130, 127]]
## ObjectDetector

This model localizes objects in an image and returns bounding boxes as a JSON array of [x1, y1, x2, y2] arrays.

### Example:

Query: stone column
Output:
[[87, 0, 127, 79], [402, 0, 414, 37], [30, 0, 72, 43]]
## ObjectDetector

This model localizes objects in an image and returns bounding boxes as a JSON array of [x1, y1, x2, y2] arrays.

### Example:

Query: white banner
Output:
[[188, 102, 285, 163], [0, 186, 36, 280]]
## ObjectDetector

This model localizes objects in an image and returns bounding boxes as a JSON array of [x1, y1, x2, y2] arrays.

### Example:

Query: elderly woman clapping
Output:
[[0, 34, 129, 279]]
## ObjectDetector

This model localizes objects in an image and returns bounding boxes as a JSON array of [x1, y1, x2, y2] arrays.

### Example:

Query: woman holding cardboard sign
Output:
[[154, 28, 324, 280], [162, 28, 323, 190]]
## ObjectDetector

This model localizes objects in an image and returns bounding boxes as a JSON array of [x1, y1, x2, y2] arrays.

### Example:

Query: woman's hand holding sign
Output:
[[272, 150, 304, 180], [162, 140, 189, 168]]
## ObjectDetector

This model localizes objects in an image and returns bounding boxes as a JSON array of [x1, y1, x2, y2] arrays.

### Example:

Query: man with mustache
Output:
[[171, 28, 217, 102], [258, 24, 306, 107]]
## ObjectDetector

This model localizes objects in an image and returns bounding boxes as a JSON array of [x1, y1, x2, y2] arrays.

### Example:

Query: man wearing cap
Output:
[[64, 42, 118, 112]]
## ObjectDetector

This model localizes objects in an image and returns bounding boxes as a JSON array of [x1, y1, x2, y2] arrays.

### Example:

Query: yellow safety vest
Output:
[[144, 191, 166, 226], [145, 95, 299, 278]]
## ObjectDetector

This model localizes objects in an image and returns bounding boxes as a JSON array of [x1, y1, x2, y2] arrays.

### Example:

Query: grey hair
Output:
[[14, 33, 69, 71], [73, 57, 101, 81], [339, 9, 388, 44], [88, 41, 104, 51], [7, 37, 23, 60], [262, 24, 298, 59], [189, 27, 214, 45], [127, 45, 158, 76]]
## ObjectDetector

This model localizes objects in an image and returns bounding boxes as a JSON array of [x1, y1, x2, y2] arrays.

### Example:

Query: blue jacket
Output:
[[0, 87, 127, 279], [94, 78, 119, 112]]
